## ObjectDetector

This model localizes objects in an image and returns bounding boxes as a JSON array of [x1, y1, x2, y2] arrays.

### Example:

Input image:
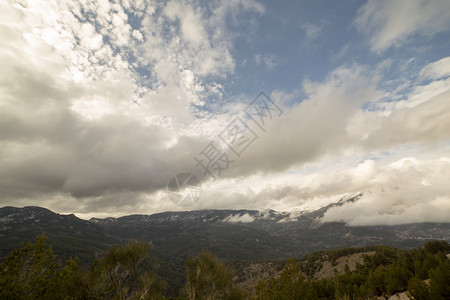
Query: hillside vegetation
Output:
[[1, 234, 449, 299]]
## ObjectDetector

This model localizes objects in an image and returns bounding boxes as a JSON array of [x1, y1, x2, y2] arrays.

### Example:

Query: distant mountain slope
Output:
[[1, 204, 449, 297], [1, 204, 449, 263], [93, 209, 450, 259], [0, 206, 118, 263], [0, 203, 450, 261]]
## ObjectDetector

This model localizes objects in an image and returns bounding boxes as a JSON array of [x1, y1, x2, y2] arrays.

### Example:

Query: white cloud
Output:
[[420, 56, 450, 80], [347, 56, 450, 148], [223, 213, 255, 223], [322, 157, 450, 225], [79, 23, 103, 51], [165, 1, 206, 45], [254, 54, 278, 69], [132, 30, 144, 42], [0, 0, 269, 216], [1, 0, 449, 225], [224, 64, 381, 177], [355, 0, 450, 52], [363, 88, 450, 149], [301, 23, 323, 40]]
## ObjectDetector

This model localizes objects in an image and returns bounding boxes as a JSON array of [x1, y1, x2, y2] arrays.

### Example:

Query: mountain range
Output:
[[1, 198, 449, 295]]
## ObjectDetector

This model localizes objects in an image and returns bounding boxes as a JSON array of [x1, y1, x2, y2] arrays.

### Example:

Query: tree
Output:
[[429, 259, 450, 299], [0, 234, 61, 299], [424, 241, 450, 255], [0, 235, 165, 299], [59, 257, 110, 299], [101, 240, 152, 299], [184, 251, 242, 300], [366, 266, 387, 297], [385, 262, 412, 295], [131, 270, 167, 300], [344, 263, 350, 274], [256, 259, 317, 300], [407, 277, 430, 300]]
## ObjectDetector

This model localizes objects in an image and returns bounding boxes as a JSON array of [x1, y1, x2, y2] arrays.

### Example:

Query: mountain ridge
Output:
[[1, 203, 449, 262], [1, 203, 449, 296]]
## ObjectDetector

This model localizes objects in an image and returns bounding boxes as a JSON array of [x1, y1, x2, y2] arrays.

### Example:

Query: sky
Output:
[[1, 0, 450, 225]]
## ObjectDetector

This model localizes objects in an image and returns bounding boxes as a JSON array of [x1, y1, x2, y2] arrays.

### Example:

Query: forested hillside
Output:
[[1, 206, 449, 297], [1, 235, 449, 299]]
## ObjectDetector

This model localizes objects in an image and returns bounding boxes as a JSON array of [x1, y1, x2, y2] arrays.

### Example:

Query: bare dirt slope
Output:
[[314, 251, 376, 279]]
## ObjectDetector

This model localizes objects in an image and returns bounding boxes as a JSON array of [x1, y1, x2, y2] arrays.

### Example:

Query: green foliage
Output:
[[101, 240, 152, 299], [0, 235, 165, 299], [132, 271, 166, 300], [424, 240, 450, 255], [429, 257, 450, 299], [407, 277, 430, 300], [1, 234, 449, 299], [0, 234, 61, 299], [256, 241, 450, 299], [184, 251, 243, 300], [256, 259, 317, 300]]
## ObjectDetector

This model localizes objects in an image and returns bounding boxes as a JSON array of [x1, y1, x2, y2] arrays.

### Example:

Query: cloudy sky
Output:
[[1, 0, 450, 225]]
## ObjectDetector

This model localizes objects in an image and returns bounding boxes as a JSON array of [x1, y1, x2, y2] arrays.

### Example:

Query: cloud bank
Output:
[[0, 0, 449, 226], [355, 0, 450, 52], [322, 157, 450, 226]]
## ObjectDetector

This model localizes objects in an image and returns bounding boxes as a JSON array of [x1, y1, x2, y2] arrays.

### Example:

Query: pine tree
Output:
[[407, 277, 430, 300], [101, 240, 152, 299], [184, 251, 243, 300], [0, 234, 60, 299]]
